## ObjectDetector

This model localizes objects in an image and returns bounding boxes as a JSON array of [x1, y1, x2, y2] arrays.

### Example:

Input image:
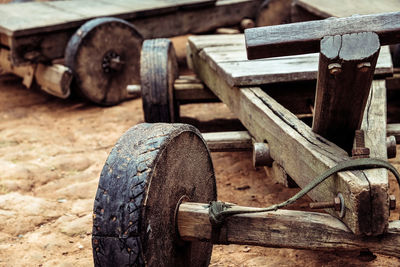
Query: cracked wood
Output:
[[245, 11, 400, 59], [312, 32, 380, 154]]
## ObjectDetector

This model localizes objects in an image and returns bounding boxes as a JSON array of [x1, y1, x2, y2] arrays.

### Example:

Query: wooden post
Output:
[[312, 32, 380, 153], [178, 202, 400, 258]]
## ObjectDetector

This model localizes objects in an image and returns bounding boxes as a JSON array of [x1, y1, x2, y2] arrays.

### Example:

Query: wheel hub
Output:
[[102, 51, 124, 73]]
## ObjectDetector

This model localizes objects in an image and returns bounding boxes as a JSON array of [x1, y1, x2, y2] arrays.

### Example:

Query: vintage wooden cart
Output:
[[0, 0, 263, 105], [92, 11, 400, 266]]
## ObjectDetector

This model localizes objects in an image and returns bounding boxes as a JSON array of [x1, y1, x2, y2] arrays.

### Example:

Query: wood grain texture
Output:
[[312, 32, 380, 153], [178, 202, 400, 257], [245, 11, 400, 59], [295, 0, 400, 18], [188, 37, 389, 235], [360, 80, 389, 235], [188, 34, 392, 87]]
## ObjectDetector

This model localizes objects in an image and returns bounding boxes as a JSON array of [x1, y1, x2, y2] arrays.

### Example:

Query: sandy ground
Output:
[[1, 66, 400, 266]]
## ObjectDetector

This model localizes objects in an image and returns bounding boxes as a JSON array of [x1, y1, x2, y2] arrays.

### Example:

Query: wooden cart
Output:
[[91, 11, 400, 266], [0, 0, 263, 105]]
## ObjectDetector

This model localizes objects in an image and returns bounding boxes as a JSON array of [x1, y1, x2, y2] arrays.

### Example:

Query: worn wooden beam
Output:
[[202, 131, 252, 152], [178, 202, 400, 257], [4, 0, 263, 65], [188, 37, 388, 235], [359, 80, 389, 234], [294, 0, 400, 19], [312, 32, 380, 153], [245, 11, 400, 59]]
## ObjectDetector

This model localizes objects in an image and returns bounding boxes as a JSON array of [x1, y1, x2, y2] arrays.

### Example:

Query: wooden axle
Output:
[[0, 49, 72, 98], [177, 202, 400, 257], [127, 76, 218, 103]]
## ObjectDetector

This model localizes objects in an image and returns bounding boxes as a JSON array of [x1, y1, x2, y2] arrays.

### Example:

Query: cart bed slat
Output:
[[0, 0, 217, 37], [188, 34, 392, 87], [295, 0, 400, 19]]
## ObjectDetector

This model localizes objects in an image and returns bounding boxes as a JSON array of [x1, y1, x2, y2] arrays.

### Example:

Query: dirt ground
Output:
[[1, 61, 400, 266]]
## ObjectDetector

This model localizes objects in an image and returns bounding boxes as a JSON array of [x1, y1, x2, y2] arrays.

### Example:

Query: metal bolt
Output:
[[328, 63, 342, 75], [355, 130, 365, 148], [357, 62, 371, 73], [309, 197, 341, 211], [352, 130, 370, 158], [390, 195, 396, 210]]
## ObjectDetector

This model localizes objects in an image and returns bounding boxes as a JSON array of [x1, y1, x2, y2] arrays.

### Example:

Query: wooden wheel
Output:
[[140, 39, 179, 122], [65, 17, 142, 106], [92, 123, 216, 266]]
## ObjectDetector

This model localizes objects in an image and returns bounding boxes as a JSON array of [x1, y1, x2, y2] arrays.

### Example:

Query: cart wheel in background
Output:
[[92, 123, 216, 266], [65, 17, 142, 105], [141, 39, 179, 122]]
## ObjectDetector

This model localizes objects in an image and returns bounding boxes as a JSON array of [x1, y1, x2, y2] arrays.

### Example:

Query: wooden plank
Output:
[[360, 80, 389, 234], [178, 202, 400, 257], [4, 0, 262, 64], [188, 34, 392, 87], [312, 32, 380, 153], [0, 0, 217, 37], [133, 0, 262, 39], [188, 37, 388, 235], [295, 0, 400, 19], [245, 12, 400, 59], [202, 131, 252, 152]]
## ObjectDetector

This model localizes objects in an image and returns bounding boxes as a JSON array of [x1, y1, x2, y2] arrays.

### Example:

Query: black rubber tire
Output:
[[92, 123, 216, 266], [65, 17, 142, 106], [140, 39, 179, 123]]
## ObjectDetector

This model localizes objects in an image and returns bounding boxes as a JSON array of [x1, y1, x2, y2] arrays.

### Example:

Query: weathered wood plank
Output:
[[360, 80, 389, 234], [202, 131, 252, 152], [188, 34, 392, 87], [295, 0, 400, 19], [4, 0, 262, 64], [178, 202, 400, 257], [0, 0, 217, 36], [188, 37, 388, 235], [245, 12, 400, 59], [312, 32, 380, 153]]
